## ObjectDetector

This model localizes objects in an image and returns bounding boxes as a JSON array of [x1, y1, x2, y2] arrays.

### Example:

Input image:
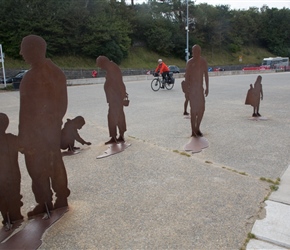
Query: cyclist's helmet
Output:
[[158, 59, 162, 63]]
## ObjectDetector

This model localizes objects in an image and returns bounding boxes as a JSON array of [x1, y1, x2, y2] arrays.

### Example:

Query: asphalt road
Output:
[[0, 71, 289, 249]]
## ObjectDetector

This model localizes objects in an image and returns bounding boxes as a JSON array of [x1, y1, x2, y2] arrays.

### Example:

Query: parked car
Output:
[[168, 65, 180, 73], [214, 67, 225, 72], [1, 70, 28, 84]]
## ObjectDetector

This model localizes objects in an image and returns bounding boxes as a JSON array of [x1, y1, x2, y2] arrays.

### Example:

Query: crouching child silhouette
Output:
[[0, 113, 23, 227], [61, 116, 91, 152]]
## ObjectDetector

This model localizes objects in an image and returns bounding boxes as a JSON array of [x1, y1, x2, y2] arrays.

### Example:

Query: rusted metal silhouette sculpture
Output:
[[183, 45, 209, 153], [0, 207, 68, 249], [96, 56, 128, 145], [61, 116, 91, 152], [181, 80, 189, 116], [245, 75, 263, 117], [184, 45, 209, 137], [0, 113, 23, 229], [18, 35, 70, 218]]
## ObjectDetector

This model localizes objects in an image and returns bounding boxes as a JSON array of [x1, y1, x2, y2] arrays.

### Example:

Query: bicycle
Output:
[[151, 73, 174, 91]]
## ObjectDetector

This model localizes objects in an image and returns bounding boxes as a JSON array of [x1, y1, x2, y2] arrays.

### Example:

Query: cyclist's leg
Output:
[[161, 73, 166, 87]]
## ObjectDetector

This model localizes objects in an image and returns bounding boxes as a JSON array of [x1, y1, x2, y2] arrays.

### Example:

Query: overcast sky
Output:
[[131, 0, 290, 10]]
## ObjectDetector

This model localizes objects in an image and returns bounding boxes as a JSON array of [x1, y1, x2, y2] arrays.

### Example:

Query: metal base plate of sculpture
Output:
[[0, 220, 23, 243], [248, 116, 268, 121], [0, 207, 68, 249], [184, 137, 209, 153], [97, 142, 131, 159], [61, 149, 81, 156]]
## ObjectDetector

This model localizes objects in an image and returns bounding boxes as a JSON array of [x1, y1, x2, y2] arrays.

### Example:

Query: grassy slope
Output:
[[3, 46, 275, 70]]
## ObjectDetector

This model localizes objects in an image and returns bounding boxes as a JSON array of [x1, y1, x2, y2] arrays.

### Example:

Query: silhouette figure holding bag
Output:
[[96, 56, 128, 145]]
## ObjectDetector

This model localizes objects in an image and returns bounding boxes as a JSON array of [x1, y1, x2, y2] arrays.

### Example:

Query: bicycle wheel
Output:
[[165, 81, 174, 90], [151, 78, 160, 91]]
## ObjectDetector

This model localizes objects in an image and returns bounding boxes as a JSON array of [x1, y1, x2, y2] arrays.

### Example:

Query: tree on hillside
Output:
[[259, 6, 290, 56], [1, 0, 290, 63]]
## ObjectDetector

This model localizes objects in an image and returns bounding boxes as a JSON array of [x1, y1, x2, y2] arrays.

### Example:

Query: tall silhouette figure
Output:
[[184, 45, 209, 137], [61, 116, 91, 152], [0, 113, 23, 225], [96, 56, 127, 145], [245, 75, 263, 117], [18, 35, 70, 217]]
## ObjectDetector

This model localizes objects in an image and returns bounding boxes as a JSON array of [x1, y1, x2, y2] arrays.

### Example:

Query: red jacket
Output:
[[155, 62, 170, 74]]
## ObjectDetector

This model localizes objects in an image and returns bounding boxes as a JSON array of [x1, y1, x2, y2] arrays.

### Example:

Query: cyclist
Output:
[[154, 59, 170, 88]]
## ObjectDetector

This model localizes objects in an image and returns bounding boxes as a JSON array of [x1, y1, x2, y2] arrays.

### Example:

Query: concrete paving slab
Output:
[[251, 200, 290, 248], [270, 165, 290, 205], [247, 239, 287, 249], [39, 139, 269, 249]]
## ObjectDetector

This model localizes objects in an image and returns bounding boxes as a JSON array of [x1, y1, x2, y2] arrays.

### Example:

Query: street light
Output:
[[157, 0, 189, 61], [185, 0, 189, 62]]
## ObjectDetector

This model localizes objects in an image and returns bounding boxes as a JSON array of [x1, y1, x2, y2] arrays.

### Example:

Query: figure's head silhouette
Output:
[[20, 35, 46, 65], [192, 45, 201, 59], [256, 75, 262, 84], [96, 56, 110, 70], [73, 116, 85, 129], [0, 113, 9, 133]]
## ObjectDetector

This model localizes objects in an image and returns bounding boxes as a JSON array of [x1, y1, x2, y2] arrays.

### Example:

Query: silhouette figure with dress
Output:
[[245, 75, 263, 117]]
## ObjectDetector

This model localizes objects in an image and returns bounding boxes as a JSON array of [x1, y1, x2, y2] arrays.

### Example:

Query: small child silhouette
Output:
[[61, 116, 91, 152], [0, 113, 23, 225]]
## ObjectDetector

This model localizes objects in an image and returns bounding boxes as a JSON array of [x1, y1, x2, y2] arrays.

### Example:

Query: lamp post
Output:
[[0, 44, 6, 88]]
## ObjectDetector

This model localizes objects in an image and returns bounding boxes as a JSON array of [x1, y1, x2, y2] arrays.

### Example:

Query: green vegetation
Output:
[[1, 0, 289, 69], [241, 233, 257, 250], [259, 177, 280, 185], [173, 150, 191, 157], [222, 166, 248, 176], [3, 45, 275, 70], [259, 177, 280, 192]]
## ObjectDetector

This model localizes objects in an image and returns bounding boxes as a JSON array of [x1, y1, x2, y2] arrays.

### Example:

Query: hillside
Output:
[[2, 46, 275, 70]]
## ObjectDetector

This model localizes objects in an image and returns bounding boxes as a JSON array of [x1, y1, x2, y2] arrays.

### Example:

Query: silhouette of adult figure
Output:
[[61, 116, 91, 152], [18, 35, 70, 217], [181, 80, 189, 115], [184, 45, 209, 137], [0, 113, 23, 225], [96, 56, 127, 145], [253, 75, 263, 116], [245, 75, 263, 117]]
